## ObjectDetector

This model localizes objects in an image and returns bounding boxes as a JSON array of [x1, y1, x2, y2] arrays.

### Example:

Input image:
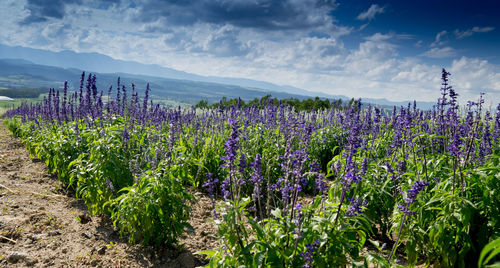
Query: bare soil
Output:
[[0, 119, 217, 267]]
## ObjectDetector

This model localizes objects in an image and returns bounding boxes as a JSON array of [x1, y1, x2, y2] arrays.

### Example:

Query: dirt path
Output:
[[0, 119, 217, 267]]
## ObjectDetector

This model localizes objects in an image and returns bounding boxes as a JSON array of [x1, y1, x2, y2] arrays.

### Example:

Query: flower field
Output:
[[2, 69, 500, 267]]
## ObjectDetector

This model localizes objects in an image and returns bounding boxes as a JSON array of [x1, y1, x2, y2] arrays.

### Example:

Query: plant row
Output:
[[2, 69, 500, 267]]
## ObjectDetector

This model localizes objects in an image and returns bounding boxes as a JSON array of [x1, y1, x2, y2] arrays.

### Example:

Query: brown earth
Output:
[[0, 119, 218, 267]]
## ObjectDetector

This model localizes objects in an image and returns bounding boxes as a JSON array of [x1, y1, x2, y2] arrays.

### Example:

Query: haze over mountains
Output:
[[0, 44, 435, 108]]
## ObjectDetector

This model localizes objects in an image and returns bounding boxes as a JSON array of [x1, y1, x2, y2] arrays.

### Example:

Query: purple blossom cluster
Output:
[[220, 117, 240, 201], [300, 239, 320, 268], [346, 198, 367, 217], [398, 180, 429, 216]]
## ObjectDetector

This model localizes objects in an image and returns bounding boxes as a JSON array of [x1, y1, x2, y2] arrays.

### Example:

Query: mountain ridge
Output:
[[0, 44, 436, 109]]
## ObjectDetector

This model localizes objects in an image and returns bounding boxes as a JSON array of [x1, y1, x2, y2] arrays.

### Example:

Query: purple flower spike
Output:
[[399, 180, 429, 215], [300, 239, 320, 268], [346, 198, 367, 216]]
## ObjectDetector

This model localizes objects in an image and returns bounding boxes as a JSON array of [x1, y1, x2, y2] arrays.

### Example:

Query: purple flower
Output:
[[121, 126, 130, 145], [397, 160, 406, 175], [203, 173, 218, 200], [105, 178, 115, 192], [203, 173, 219, 217], [448, 131, 463, 157], [250, 153, 263, 199], [238, 153, 247, 174], [360, 157, 368, 176], [294, 203, 304, 226], [346, 198, 367, 216], [219, 177, 231, 200], [340, 154, 359, 191], [334, 160, 341, 174], [300, 239, 320, 268], [220, 117, 240, 200], [399, 180, 429, 215], [310, 161, 327, 196]]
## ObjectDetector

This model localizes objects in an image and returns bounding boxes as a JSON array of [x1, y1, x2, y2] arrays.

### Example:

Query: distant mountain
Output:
[[0, 44, 436, 108], [0, 59, 322, 104], [0, 44, 334, 97]]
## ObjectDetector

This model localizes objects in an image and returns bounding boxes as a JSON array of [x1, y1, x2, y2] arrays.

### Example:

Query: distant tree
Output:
[[195, 94, 352, 112], [195, 99, 209, 109]]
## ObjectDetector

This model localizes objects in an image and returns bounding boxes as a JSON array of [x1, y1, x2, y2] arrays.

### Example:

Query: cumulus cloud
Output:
[[185, 24, 252, 57], [3, 0, 499, 104], [448, 57, 500, 99], [343, 33, 398, 79], [20, 0, 71, 25], [133, 0, 339, 32], [356, 4, 385, 21], [454, 26, 495, 39], [19, 0, 120, 25]]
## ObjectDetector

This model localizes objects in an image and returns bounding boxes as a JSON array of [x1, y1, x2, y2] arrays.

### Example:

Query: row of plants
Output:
[[2, 69, 499, 266]]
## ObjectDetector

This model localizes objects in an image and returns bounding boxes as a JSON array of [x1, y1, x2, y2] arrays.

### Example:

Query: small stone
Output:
[[48, 230, 61, 236], [90, 259, 98, 266], [62, 248, 68, 254], [97, 246, 106, 255], [8, 252, 29, 263], [81, 232, 93, 239], [30, 234, 44, 241], [26, 258, 39, 266], [43, 258, 54, 267]]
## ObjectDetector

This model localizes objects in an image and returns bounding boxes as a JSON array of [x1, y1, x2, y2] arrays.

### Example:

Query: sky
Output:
[[0, 0, 499, 104]]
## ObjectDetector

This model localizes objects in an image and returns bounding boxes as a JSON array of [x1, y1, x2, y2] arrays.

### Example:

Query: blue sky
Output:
[[0, 0, 499, 103]]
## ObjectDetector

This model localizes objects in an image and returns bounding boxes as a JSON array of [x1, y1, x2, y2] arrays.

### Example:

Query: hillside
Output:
[[0, 59, 319, 105]]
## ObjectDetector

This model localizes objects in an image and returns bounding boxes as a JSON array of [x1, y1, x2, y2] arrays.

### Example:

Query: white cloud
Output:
[[454, 26, 495, 39], [448, 57, 500, 100], [356, 4, 385, 21], [1, 0, 499, 105], [430, 30, 448, 47], [421, 47, 459, 58], [343, 33, 398, 72]]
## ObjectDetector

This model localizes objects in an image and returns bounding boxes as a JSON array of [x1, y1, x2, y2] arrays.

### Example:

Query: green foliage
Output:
[[204, 196, 377, 267], [3, 116, 192, 246], [107, 163, 193, 245], [195, 94, 359, 112], [479, 237, 500, 267]]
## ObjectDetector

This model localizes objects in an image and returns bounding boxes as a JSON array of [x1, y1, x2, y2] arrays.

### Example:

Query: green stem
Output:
[[389, 212, 407, 261]]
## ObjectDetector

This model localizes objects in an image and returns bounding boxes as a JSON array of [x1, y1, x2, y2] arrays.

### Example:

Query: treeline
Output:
[[0, 87, 49, 98], [195, 94, 360, 111]]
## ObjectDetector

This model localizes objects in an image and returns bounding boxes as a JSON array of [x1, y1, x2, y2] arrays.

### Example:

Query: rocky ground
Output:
[[0, 119, 218, 267]]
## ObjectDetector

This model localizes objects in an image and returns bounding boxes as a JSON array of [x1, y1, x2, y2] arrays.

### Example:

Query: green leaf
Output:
[[195, 250, 216, 259], [479, 238, 500, 267]]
